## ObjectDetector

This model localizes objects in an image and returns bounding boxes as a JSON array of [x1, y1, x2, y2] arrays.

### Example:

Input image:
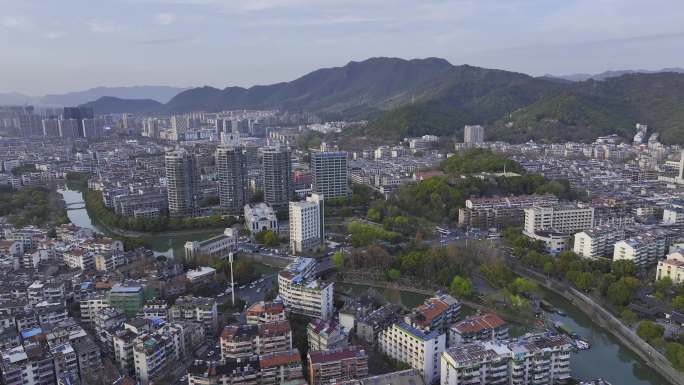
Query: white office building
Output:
[[289, 194, 324, 254]]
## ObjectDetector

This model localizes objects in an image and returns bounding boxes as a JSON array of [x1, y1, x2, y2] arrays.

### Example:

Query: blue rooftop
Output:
[[21, 327, 42, 339], [396, 321, 440, 341]]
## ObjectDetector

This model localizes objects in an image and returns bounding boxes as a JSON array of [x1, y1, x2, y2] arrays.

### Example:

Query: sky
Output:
[[2, 0, 684, 95]]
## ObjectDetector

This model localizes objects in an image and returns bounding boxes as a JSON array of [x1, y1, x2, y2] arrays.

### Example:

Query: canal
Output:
[[337, 282, 673, 385]]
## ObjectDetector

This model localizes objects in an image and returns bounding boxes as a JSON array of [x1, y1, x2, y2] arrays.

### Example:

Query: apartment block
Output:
[[308, 346, 369, 385], [219, 321, 292, 359], [170, 296, 218, 333], [405, 293, 461, 334], [440, 333, 573, 385], [523, 204, 594, 235], [378, 322, 446, 385], [573, 226, 625, 259], [307, 318, 348, 351], [277, 258, 334, 320], [459, 194, 558, 230], [246, 301, 287, 325], [614, 232, 671, 269]]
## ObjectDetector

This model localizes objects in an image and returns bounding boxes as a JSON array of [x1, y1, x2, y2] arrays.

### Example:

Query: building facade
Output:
[[311, 151, 349, 199], [289, 194, 324, 254]]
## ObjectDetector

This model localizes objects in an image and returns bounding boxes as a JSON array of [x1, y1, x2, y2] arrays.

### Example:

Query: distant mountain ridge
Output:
[[72, 58, 684, 144], [0, 85, 188, 106], [79, 97, 163, 115], [548, 68, 684, 82]]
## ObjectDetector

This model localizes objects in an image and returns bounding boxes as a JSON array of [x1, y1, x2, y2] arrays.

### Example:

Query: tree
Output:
[[332, 251, 345, 269], [367, 208, 382, 222], [621, 308, 638, 325], [673, 296, 684, 313], [508, 277, 538, 296], [387, 268, 401, 281], [607, 277, 640, 307], [480, 261, 514, 288], [637, 321, 665, 346], [449, 275, 473, 298], [665, 342, 684, 371], [255, 230, 279, 246], [612, 260, 637, 278]]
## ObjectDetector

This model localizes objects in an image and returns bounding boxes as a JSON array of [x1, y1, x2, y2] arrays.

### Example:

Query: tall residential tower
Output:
[[311, 151, 348, 199], [262, 145, 293, 210], [165, 149, 199, 217], [215, 146, 248, 216]]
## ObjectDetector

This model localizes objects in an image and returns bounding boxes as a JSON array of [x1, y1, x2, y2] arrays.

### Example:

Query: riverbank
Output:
[[512, 263, 682, 385], [60, 187, 229, 258]]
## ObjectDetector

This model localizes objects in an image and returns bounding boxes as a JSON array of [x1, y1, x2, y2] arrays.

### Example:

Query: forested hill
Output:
[[80, 57, 684, 144]]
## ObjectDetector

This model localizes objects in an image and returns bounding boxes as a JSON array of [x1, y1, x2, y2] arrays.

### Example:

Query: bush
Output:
[[449, 276, 473, 298], [254, 230, 279, 246], [347, 221, 400, 246]]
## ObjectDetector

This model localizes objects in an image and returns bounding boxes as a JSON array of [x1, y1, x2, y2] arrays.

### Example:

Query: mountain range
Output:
[[8, 57, 684, 144], [0, 86, 187, 106], [548, 68, 684, 82]]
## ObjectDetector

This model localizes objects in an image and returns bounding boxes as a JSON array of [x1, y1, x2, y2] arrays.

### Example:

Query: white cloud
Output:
[[1, 16, 27, 28], [42, 31, 67, 40], [86, 19, 117, 33], [155, 13, 177, 25]]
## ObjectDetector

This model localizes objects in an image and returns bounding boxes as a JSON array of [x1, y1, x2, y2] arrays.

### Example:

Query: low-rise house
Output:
[[448, 313, 508, 346]]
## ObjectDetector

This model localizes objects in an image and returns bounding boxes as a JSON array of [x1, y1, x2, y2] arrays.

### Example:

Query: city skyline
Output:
[[2, 0, 684, 94]]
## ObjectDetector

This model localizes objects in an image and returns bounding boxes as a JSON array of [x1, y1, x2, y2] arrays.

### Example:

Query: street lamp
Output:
[[229, 252, 235, 307]]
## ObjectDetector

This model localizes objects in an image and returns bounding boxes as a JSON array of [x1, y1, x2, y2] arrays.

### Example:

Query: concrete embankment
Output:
[[512, 264, 683, 385]]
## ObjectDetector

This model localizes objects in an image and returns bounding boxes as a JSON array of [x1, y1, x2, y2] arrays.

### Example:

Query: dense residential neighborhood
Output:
[[1, 90, 684, 385]]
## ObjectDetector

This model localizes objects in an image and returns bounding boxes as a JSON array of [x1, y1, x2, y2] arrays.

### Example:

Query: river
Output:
[[58, 187, 224, 259], [337, 282, 672, 385], [60, 187, 102, 233]]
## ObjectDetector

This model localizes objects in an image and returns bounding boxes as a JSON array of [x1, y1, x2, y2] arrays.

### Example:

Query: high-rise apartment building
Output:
[[463, 125, 484, 146], [165, 149, 199, 217], [311, 151, 349, 199], [63, 106, 93, 137], [262, 146, 293, 210], [289, 194, 324, 254], [677, 149, 684, 184], [215, 146, 248, 216]]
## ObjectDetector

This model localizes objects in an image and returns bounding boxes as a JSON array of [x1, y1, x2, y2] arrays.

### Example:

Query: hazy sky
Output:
[[2, 0, 684, 94]]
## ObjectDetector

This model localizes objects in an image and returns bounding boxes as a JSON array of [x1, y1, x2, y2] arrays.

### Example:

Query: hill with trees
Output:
[[78, 57, 684, 144]]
